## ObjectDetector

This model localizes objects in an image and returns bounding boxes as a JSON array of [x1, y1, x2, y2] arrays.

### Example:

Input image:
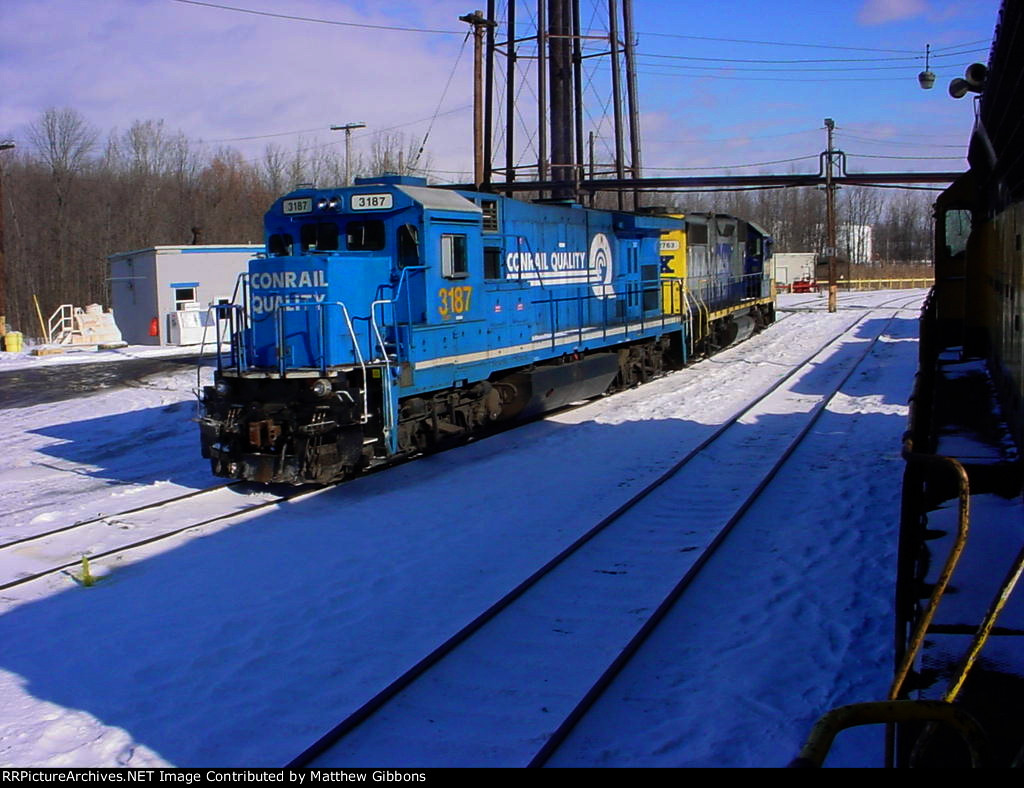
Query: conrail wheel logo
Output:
[[589, 232, 615, 298]]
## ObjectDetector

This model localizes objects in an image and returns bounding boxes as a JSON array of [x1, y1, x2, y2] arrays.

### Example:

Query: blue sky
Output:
[[0, 0, 1002, 182]]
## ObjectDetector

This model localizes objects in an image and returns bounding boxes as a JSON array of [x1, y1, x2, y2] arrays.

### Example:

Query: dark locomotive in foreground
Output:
[[793, 2, 1024, 767], [199, 175, 774, 484]]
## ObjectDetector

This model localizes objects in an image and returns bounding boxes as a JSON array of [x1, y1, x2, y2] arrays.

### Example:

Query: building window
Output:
[[441, 234, 469, 279], [174, 286, 197, 310]]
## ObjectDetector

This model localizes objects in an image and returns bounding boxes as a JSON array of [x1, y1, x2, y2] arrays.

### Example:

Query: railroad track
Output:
[[0, 482, 317, 592], [781, 290, 925, 313], [287, 304, 907, 768]]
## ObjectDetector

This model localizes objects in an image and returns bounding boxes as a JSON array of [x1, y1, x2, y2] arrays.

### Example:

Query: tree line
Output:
[[1, 108, 430, 336], [1, 107, 934, 337]]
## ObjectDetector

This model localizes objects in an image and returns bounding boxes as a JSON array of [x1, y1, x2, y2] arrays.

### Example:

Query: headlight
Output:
[[316, 198, 328, 210], [311, 378, 332, 398], [215, 380, 231, 397]]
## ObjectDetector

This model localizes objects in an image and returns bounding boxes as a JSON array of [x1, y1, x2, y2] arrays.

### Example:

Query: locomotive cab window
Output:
[[484, 246, 502, 280], [301, 222, 339, 252], [346, 220, 386, 251], [441, 234, 469, 279], [944, 209, 971, 257], [268, 233, 293, 256], [398, 224, 420, 268], [687, 223, 709, 245]]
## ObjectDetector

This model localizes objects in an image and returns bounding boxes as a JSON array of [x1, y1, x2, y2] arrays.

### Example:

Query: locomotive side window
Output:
[[484, 246, 502, 279], [268, 233, 293, 256], [398, 224, 420, 268], [687, 223, 709, 244], [944, 209, 971, 257], [346, 220, 386, 251], [301, 222, 339, 252], [441, 234, 469, 279]]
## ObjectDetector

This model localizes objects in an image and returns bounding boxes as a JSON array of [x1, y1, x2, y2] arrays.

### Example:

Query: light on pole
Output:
[[330, 122, 367, 186]]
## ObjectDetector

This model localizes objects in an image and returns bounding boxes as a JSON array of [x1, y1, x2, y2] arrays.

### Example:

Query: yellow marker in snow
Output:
[[80, 556, 95, 587]]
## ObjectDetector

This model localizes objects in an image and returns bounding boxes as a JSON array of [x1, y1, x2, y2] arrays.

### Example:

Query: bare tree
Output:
[[27, 108, 98, 183]]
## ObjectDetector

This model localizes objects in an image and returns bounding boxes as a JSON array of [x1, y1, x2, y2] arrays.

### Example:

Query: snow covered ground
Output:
[[0, 291, 926, 767]]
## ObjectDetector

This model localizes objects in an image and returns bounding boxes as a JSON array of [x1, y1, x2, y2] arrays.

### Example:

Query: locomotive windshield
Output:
[[346, 220, 386, 251], [300, 222, 339, 252]]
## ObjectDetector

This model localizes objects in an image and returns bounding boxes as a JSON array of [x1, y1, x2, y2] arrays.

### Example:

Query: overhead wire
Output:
[[645, 155, 820, 173], [169, 0, 980, 179], [170, 0, 464, 34], [172, 0, 992, 60], [409, 28, 472, 170]]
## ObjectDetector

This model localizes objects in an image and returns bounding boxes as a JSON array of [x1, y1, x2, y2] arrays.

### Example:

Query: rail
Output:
[[802, 286, 1022, 768], [286, 307, 885, 769]]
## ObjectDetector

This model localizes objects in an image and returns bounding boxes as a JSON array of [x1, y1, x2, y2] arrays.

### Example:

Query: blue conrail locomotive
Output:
[[199, 175, 775, 484]]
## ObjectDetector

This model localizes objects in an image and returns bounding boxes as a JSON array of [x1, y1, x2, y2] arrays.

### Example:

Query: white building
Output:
[[108, 245, 261, 345], [773, 253, 816, 286]]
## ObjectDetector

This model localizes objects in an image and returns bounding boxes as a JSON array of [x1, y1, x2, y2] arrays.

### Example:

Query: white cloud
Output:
[[858, 0, 930, 25], [0, 0, 479, 176]]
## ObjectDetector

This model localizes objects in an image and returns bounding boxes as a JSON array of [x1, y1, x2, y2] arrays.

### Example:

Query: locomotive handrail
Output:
[[201, 272, 251, 378], [890, 438, 971, 703], [367, 265, 431, 455], [531, 284, 683, 352], [271, 300, 371, 424], [384, 264, 428, 361], [369, 298, 398, 453], [206, 303, 247, 376], [790, 700, 988, 768]]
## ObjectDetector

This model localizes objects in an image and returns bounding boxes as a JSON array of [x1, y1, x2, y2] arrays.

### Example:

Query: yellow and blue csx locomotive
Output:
[[199, 175, 775, 484]]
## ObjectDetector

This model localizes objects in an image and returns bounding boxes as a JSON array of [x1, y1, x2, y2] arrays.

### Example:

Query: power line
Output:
[[837, 132, 965, 149], [171, 0, 463, 35], [200, 104, 472, 146], [629, 67, 972, 83], [631, 30, 920, 53], [170, 0, 993, 62], [634, 54, 986, 73], [646, 154, 820, 172], [846, 152, 965, 161], [636, 47, 986, 66]]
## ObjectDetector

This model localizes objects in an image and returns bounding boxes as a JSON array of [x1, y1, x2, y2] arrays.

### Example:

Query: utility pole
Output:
[[330, 122, 367, 185], [0, 140, 15, 337], [608, 0, 625, 210], [824, 118, 838, 313], [460, 10, 496, 190]]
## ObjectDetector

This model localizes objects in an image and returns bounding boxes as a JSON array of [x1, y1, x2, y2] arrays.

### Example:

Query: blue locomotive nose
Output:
[[248, 254, 392, 370]]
